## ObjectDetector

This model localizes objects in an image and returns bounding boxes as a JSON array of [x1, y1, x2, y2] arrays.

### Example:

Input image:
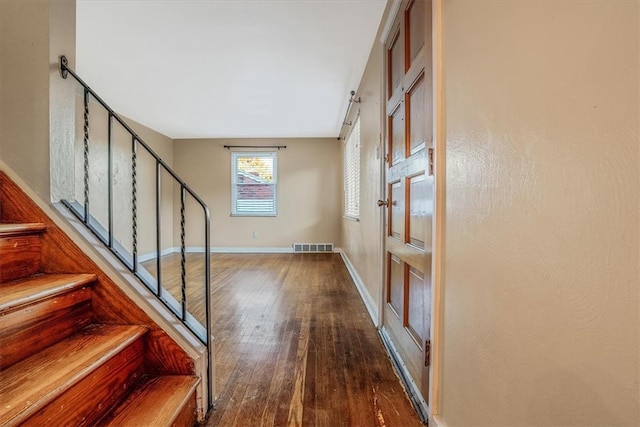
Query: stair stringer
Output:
[[0, 166, 213, 422]]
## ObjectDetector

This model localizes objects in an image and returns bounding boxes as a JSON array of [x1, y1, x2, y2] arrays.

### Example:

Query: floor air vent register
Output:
[[292, 243, 334, 253]]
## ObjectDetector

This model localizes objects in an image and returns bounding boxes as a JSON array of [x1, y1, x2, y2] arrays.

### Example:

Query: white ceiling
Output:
[[76, 0, 387, 139]]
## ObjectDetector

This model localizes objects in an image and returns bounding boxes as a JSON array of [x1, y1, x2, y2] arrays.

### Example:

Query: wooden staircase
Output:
[[0, 173, 202, 426]]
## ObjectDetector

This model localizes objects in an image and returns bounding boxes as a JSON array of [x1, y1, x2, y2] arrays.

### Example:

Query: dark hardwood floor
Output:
[[143, 253, 423, 426]]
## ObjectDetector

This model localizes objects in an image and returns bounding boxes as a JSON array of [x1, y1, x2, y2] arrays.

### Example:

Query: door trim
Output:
[[429, 0, 444, 418], [379, 0, 403, 44], [377, 127, 386, 329]]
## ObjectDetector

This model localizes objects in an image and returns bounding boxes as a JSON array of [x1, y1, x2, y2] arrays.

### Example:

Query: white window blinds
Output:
[[231, 152, 277, 216], [344, 118, 360, 219]]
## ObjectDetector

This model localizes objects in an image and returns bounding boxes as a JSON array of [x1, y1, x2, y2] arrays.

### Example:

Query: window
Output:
[[344, 117, 360, 219], [231, 152, 277, 216]]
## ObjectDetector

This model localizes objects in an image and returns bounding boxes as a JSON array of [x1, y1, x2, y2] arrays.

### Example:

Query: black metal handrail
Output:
[[59, 56, 212, 410]]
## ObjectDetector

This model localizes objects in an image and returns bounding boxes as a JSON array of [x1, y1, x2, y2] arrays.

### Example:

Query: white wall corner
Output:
[[431, 415, 447, 427]]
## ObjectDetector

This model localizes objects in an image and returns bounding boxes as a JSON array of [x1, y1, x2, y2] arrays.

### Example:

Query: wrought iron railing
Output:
[[59, 55, 212, 409]]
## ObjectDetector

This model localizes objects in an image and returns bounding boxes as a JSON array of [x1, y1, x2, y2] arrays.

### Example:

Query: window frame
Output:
[[343, 116, 361, 220], [231, 151, 278, 217]]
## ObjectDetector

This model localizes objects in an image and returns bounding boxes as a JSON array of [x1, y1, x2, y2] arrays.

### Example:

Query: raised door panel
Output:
[[388, 28, 404, 100], [389, 102, 406, 166], [389, 180, 404, 239], [408, 173, 427, 249], [406, 0, 425, 68], [407, 266, 430, 346], [387, 254, 404, 319], [408, 73, 427, 155]]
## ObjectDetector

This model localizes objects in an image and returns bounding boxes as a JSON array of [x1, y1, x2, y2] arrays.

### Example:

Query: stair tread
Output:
[[0, 273, 97, 312], [103, 375, 200, 427], [0, 222, 46, 237], [0, 324, 148, 426]]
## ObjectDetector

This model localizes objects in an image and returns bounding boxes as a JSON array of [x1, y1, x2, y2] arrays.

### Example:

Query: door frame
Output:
[[377, 0, 444, 421], [429, 0, 443, 418]]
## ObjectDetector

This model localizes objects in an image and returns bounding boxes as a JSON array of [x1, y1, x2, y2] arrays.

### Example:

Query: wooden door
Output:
[[382, 0, 433, 404]]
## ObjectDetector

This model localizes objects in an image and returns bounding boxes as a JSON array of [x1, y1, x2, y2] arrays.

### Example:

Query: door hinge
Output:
[[424, 339, 431, 367], [428, 148, 434, 176], [384, 153, 390, 164]]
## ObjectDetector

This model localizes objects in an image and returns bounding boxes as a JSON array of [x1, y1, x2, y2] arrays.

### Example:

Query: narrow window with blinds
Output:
[[344, 117, 360, 219], [231, 152, 277, 216]]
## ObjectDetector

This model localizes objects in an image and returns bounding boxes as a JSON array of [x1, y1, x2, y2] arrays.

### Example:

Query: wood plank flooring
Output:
[[143, 253, 423, 427]]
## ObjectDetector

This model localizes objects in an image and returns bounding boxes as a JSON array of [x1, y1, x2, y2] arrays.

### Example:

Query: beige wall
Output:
[[0, 0, 74, 201], [173, 138, 341, 249], [340, 9, 387, 322], [439, 1, 639, 425]]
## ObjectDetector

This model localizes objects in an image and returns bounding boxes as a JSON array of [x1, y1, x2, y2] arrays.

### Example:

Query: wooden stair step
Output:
[[0, 324, 148, 426], [0, 273, 98, 369], [101, 375, 201, 427], [0, 273, 96, 312], [0, 223, 47, 282]]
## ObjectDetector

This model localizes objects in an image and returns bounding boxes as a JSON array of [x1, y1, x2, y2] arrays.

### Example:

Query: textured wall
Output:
[[71, 104, 175, 256], [0, 0, 75, 202], [49, 0, 76, 202], [439, 1, 639, 425], [0, 0, 52, 199], [340, 22, 385, 322]]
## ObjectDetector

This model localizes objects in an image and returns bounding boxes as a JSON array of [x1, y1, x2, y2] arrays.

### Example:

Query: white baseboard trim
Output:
[[141, 246, 346, 257], [139, 246, 294, 256], [339, 251, 379, 326], [138, 247, 179, 262], [211, 246, 293, 253], [138, 246, 342, 256]]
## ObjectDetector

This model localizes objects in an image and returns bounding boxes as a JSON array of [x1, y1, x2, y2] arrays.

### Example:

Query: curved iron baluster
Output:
[[83, 88, 89, 223], [131, 137, 138, 271]]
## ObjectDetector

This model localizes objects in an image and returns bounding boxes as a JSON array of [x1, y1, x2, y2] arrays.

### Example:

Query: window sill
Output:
[[230, 213, 277, 217]]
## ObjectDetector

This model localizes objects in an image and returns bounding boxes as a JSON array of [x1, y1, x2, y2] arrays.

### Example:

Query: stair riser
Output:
[[0, 235, 41, 282], [0, 289, 93, 368], [173, 391, 198, 427], [22, 338, 145, 427], [99, 376, 201, 426]]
